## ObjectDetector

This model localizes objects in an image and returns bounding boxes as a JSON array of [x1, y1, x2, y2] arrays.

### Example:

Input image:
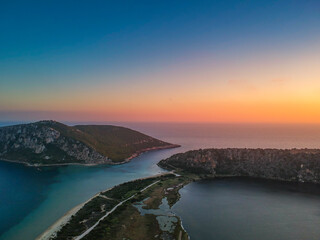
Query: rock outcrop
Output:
[[158, 148, 320, 183], [0, 120, 179, 166]]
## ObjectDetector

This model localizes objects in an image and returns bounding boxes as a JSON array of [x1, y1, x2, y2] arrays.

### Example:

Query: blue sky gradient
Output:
[[1, 0, 319, 122]]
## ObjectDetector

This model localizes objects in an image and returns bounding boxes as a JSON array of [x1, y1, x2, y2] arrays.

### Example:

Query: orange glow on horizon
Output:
[[1, 42, 319, 123]]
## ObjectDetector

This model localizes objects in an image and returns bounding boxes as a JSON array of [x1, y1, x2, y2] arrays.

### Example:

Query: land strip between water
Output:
[[37, 172, 192, 240], [38, 147, 320, 240]]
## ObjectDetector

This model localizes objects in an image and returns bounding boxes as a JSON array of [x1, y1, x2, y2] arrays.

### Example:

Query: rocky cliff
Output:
[[158, 148, 320, 183], [0, 120, 178, 166]]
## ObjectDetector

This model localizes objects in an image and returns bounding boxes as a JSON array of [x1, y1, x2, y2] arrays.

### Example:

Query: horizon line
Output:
[[2, 120, 320, 125]]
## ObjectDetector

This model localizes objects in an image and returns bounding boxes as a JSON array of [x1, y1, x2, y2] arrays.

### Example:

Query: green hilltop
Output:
[[0, 120, 179, 165]]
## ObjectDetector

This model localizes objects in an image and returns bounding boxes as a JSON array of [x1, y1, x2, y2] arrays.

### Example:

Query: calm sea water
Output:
[[1, 122, 320, 240], [174, 178, 320, 240]]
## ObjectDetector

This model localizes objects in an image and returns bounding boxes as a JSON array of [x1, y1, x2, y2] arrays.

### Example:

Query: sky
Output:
[[0, 0, 319, 123]]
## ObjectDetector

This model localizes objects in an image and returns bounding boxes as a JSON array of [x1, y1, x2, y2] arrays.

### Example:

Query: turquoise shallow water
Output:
[[173, 178, 320, 240], [0, 161, 57, 236], [1, 122, 320, 240], [0, 148, 180, 240]]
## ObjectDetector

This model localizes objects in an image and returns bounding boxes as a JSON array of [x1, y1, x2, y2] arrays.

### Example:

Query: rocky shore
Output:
[[158, 148, 320, 184]]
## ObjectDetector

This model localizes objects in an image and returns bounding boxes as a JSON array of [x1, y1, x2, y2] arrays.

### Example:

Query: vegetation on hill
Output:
[[0, 120, 179, 165], [74, 124, 174, 161], [158, 148, 320, 183]]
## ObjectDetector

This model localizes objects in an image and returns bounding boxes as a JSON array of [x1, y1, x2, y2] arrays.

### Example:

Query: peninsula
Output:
[[38, 173, 192, 240], [0, 120, 179, 166], [158, 148, 320, 183]]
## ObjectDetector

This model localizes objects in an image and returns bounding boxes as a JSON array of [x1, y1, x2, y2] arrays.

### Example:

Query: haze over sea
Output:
[[1, 122, 320, 240]]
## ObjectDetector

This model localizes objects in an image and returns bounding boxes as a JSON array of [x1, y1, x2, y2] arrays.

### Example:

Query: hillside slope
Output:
[[74, 125, 175, 161], [158, 148, 320, 184], [0, 120, 179, 166]]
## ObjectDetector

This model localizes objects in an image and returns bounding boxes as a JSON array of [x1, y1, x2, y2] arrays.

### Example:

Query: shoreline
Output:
[[36, 172, 174, 240], [122, 144, 180, 163], [0, 144, 180, 167], [35, 192, 100, 240]]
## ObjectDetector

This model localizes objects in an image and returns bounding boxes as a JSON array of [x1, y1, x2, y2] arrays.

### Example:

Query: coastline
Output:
[[0, 158, 101, 167], [0, 144, 180, 167], [35, 192, 100, 240], [121, 144, 180, 163], [38, 168, 320, 240], [36, 172, 174, 240]]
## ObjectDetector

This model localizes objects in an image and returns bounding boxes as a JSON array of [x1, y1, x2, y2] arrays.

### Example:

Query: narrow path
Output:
[[98, 195, 115, 201], [74, 180, 160, 240]]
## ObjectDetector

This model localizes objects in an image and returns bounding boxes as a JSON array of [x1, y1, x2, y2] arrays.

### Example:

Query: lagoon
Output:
[[1, 122, 320, 239], [174, 178, 320, 240]]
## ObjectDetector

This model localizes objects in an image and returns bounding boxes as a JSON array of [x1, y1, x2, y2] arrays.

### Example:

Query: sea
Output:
[[1, 122, 320, 240]]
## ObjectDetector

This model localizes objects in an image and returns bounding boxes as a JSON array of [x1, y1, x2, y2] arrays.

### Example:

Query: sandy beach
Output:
[[35, 192, 100, 240], [36, 172, 173, 240]]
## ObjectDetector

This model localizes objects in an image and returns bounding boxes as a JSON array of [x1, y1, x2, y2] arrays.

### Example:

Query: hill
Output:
[[158, 148, 320, 184], [0, 120, 179, 166]]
